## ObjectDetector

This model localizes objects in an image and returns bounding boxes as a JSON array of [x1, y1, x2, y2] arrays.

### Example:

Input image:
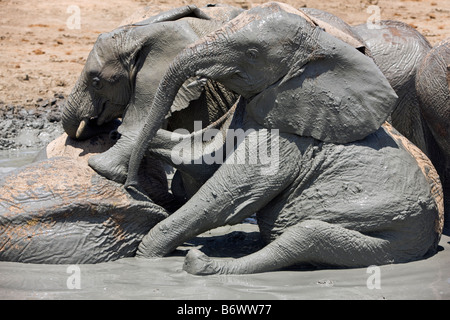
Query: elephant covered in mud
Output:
[[416, 38, 450, 231], [62, 4, 240, 184], [122, 2, 443, 275], [353, 23, 450, 231], [0, 133, 169, 264]]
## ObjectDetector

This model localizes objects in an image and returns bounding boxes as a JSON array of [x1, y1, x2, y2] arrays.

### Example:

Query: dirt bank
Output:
[[0, 0, 449, 149], [1, 0, 448, 108]]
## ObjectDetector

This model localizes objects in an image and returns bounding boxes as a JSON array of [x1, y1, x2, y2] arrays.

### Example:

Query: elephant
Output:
[[0, 133, 169, 264], [120, 2, 443, 275], [353, 23, 449, 232], [62, 4, 240, 185], [415, 38, 450, 232], [352, 20, 432, 164]]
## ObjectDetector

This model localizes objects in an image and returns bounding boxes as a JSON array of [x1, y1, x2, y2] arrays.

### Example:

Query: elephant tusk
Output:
[[76, 118, 89, 139], [186, 76, 208, 89]]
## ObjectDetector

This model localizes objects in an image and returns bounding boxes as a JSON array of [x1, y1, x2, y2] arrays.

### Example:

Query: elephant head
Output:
[[62, 30, 134, 140], [126, 2, 397, 188], [62, 9, 205, 140]]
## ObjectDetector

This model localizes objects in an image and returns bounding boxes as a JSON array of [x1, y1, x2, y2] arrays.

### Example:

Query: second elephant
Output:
[[124, 3, 443, 274]]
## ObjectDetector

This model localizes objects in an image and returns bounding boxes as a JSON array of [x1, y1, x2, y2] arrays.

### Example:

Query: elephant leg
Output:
[[88, 132, 137, 183], [136, 129, 302, 258], [183, 219, 393, 275]]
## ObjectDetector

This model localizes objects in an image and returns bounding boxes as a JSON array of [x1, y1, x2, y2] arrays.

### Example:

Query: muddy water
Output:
[[1, 151, 449, 300], [0, 148, 41, 175]]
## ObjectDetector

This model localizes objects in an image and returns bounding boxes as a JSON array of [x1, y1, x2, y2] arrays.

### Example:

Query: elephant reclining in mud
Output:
[[0, 132, 169, 264], [120, 2, 444, 274], [268, 8, 450, 228]]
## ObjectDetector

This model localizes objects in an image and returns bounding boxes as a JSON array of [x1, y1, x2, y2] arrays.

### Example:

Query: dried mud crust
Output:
[[0, 0, 449, 149]]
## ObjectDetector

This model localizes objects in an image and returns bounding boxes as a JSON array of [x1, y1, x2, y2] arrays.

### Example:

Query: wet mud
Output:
[[0, 223, 449, 300]]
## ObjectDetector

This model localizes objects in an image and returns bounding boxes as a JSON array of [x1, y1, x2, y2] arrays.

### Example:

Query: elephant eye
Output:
[[245, 48, 258, 61], [92, 77, 103, 90]]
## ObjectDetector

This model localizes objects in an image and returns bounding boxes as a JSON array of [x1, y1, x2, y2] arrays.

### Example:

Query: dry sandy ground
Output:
[[0, 0, 449, 109]]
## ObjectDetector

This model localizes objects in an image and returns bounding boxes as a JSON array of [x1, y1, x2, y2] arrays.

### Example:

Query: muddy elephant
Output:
[[0, 133, 169, 264], [353, 23, 449, 231], [352, 20, 432, 160], [62, 4, 240, 184], [120, 2, 443, 275], [416, 38, 450, 232]]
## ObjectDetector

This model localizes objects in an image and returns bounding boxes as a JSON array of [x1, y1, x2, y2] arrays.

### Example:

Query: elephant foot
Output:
[[88, 149, 128, 184], [183, 249, 221, 275]]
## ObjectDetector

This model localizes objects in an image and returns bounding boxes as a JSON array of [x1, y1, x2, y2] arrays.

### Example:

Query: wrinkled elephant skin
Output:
[[416, 38, 450, 231], [0, 157, 168, 264]]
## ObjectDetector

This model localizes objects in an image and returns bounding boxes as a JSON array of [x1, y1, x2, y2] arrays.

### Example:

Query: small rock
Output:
[[40, 99, 49, 108], [18, 108, 28, 119], [47, 111, 62, 122], [31, 119, 44, 129]]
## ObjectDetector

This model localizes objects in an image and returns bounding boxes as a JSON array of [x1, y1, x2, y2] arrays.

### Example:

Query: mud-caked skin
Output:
[[353, 20, 433, 152], [353, 24, 450, 231], [124, 3, 443, 274], [415, 39, 450, 232], [0, 157, 169, 264]]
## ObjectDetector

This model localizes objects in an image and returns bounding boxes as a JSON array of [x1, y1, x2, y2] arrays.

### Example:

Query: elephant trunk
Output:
[[62, 83, 83, 139], [125, 38, 227, 188], [62, 78, 96, 140]]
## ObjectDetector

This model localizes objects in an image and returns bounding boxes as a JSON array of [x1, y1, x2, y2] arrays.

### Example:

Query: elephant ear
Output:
[[169, 77, 205, 114], [246, 28, 397, 144], [126, 20, 205, 118]]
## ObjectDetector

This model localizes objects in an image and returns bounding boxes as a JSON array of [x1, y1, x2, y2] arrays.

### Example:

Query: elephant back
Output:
[[300, 8, 367, 54], [416, 38, 450, 160], [382, 122, 444, 235], [353, 20, 432, 154], [0, 157, 168, 264]]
